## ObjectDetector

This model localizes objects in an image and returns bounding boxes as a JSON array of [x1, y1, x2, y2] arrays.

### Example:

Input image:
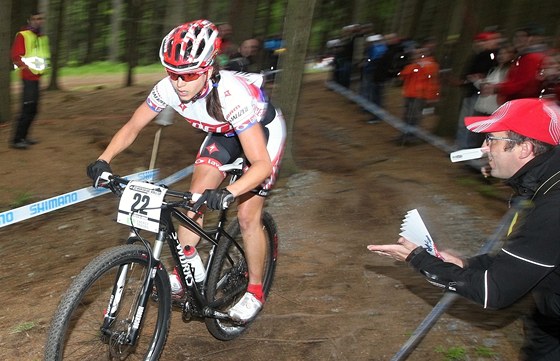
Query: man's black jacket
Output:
[[408, 147, 560, 320]]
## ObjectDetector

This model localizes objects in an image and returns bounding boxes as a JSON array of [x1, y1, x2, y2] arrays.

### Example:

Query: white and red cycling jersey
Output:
[[147, 70, 268, 136], [146, 70, 286, 196]]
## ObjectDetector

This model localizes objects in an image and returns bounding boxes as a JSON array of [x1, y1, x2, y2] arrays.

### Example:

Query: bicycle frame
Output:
[[101, 168, 245, 347]]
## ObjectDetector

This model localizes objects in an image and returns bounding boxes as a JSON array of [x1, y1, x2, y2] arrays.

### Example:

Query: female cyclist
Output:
[[87, 19, 286, 322]]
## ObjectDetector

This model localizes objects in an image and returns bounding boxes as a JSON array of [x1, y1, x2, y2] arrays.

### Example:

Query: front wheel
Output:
[[205, 211, 278, 340], [44, 244, 172, 361]]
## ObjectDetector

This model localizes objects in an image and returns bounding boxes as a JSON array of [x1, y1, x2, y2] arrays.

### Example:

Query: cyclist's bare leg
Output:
[[236, 192, 266, 287], [177, 164, 224, 248]]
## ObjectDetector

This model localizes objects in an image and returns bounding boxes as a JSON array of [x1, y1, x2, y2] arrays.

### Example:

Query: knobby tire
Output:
[[44, 244, 171, 361], [204, 211, 278, 340]]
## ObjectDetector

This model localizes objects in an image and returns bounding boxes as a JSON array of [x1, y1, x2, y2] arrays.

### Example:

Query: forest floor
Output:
[[0, 70, 529, 360]]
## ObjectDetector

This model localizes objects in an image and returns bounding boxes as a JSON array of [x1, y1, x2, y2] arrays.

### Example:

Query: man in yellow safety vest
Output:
[[10, 11, 51, 149]]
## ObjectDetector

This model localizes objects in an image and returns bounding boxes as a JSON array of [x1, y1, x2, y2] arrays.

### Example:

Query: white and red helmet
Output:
[[160, 20, 221, 73]]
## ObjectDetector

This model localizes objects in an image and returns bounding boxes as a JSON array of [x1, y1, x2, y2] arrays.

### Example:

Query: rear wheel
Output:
[[44, 245, 171, 361], [204, 211, 278, 340]]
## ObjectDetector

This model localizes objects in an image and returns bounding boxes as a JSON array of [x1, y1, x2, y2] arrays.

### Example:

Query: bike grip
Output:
[[94, 171, 113, 188], [99, 172, 113, 181], [222, 193, 235, 209], [191, 193, 202, 202]]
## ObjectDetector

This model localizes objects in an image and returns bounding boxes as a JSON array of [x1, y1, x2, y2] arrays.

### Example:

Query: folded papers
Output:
[[399, 209, 442, 258]]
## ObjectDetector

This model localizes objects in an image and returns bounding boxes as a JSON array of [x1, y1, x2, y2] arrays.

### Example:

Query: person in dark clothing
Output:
[[333, 24, 365, 88], [381, 33, 406, 80], [360, 34, 387, 103], [368, 98, 560, 360], [10, 11, 51, 149], [225, 38, 260, 73], [455, 32, 500, 149], [371, 39, 393, 107]]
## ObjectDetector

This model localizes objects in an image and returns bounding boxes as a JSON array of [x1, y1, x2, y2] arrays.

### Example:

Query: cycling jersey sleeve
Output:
[[220, 71, 267, 134], [146, 78, 174, 113]]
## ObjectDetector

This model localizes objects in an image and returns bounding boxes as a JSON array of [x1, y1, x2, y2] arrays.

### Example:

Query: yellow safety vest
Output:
[[18, 30, 51, 75]]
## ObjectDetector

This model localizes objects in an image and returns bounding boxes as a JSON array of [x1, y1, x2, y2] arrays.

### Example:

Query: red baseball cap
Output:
[[465, 98, 560, 145], [473, 32, 498, 41]]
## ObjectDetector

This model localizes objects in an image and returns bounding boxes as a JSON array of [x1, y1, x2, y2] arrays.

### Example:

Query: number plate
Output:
[[117, 181, 167, 233]]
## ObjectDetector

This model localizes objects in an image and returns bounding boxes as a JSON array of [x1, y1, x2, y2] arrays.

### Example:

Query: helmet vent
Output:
[[174, 43, 182, 62], [197, 40, 206, 57]]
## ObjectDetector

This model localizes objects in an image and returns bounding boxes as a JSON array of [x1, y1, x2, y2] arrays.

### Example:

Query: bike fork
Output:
[[101, 252, 162, 346]]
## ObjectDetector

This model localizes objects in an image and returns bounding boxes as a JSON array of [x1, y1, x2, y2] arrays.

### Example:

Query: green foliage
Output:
[[475, 346, 497, 357], [10, 192, 34, 208], [435, 345, 467, 361], [10, 321, 37, 334], [434, 344, 497, 360]]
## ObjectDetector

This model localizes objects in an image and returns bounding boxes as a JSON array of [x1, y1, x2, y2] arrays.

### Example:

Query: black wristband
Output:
[[405, 246, 425, 263]]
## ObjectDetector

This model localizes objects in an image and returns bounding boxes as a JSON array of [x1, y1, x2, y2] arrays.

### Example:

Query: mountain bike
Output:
[[44, 159, 279, 360]]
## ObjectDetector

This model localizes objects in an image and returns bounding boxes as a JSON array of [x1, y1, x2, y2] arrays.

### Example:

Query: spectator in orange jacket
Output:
[[397, 47, 440, 144]]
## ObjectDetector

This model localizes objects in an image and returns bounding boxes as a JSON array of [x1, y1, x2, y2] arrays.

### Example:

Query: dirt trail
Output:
[[0, 71, 524, 360]]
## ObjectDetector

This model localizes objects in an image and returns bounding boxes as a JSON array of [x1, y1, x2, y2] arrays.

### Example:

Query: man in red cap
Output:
[[368, 98, 560, 360]]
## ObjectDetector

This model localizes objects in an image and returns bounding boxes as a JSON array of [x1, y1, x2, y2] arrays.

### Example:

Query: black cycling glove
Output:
[[86, 159, 112, 187], [194, 188, 235, 211]]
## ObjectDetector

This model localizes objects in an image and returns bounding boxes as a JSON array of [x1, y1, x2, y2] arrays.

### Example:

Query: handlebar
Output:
[[97, 157, 244, 210], [99, 172, 197, 206]]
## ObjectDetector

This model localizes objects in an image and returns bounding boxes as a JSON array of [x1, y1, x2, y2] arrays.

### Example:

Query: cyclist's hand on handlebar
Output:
[[86, 159, 112, 188], [194, 188, 235, 211]]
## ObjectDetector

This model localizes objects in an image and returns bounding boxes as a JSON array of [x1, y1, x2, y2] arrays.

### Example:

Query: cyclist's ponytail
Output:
[[207, 65, 226, 123]]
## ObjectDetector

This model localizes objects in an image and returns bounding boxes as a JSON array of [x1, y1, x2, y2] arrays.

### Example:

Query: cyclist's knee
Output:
[[237, 193, 265, 232], [237, 207, 262, 233], [237, 213, 260, 232]]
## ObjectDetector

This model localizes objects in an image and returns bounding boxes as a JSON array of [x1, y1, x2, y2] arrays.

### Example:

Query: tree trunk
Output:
[[82, 0, 99, 64], [434, 0, 484, 137], [124, 0, 143, 87], [47, 0, 66, 91], [312, 0, 330, 61], [407, 0, 425, 38], [271, 0, 317, 175], [229, 0, 259, 43], [0, 0, 13, 123], [163, 0, 186, 34], [109, 0, 123, 62]]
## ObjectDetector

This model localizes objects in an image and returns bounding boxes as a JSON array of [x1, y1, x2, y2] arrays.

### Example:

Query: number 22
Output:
[[131, 193, 150, 215]]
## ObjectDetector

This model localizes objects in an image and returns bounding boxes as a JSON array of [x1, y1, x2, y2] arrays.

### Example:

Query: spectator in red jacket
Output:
[[482, 24, 547, 103], [538, 49, 560, 101]]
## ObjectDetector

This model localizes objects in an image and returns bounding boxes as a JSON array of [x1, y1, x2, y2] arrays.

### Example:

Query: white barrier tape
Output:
[[158, 165, 194, 186], [324, 80, 457, 154], [0, 169, 159, 229], [0, 163, 197, 229]]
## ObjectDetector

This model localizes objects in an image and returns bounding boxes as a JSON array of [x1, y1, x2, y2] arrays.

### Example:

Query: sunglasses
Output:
[[166, 70, 205, 82], [485, 134, 516, 144]]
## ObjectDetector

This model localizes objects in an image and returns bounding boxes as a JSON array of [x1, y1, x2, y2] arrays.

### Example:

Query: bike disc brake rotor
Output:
[[108, 322, 135, 360]]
